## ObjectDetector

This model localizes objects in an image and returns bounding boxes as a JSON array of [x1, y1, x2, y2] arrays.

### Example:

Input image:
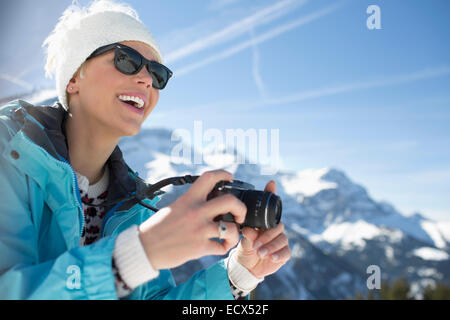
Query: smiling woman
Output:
[[65, 40, 161, 139], [0, 0, 290, 301]]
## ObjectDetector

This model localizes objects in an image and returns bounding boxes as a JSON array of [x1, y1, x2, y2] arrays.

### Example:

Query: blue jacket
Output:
[[0, 99, 234, 300]]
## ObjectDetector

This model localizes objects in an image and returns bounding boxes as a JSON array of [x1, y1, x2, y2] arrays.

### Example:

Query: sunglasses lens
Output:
[[114, 46, 171, 89], [115, 48, 142, 74], [147, 63, 169, 89]]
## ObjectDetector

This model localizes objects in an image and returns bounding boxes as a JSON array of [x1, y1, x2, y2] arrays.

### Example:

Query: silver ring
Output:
[[218, 220, 227, 239]]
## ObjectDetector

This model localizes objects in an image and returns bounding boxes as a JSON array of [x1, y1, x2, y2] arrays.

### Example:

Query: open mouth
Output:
[[117, 97, 144, 115], [119, 95, 144, 107], [122, 100, 140, 108]]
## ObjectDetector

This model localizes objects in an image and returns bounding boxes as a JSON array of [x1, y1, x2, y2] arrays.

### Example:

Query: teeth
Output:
[[118, 95, 145, 109]]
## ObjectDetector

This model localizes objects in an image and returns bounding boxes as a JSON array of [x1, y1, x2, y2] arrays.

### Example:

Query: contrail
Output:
[[260, 65, 450, 106], [169, 65, 450, 113], [0, 74, 34, 91], [250, 26, 268, 100], [174, 1, 343, 76], [165, 0, 308, 64]]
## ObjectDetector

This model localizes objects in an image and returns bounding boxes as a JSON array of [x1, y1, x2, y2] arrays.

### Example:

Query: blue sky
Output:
[[1, 0, 450, 221]]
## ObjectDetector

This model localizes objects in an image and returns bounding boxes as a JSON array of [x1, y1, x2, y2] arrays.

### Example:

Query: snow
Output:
[[144, 153, 180, 182], [384, 245, 395, 262], [290, 223, 310, 236], [279, 168, 337, 197], [371, 212, 434, 247], [318, 220, 382, 248], [386, 229, 404, 243], [291, 243, 306, 259], [416, 267, 442, 279], [437, 221, 450, 242], [25, 89, 57, 105], [413, 247, 450, 261], [421, 220, 450, 249]]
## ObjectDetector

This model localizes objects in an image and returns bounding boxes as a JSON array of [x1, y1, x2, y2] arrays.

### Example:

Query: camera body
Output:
[[207, 180, 282, 229]]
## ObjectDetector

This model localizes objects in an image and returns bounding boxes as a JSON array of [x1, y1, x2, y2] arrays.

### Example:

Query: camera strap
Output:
[[86, 175, 201, 212]]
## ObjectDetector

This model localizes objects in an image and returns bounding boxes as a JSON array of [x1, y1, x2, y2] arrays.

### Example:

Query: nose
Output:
[[135, 65, 153, 89]]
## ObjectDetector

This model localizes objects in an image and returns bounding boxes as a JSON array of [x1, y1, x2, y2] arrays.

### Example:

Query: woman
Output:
[[0, 0, 290, 299]]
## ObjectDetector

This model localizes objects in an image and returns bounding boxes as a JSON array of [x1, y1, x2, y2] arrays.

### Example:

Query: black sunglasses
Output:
[[86, 43, 173, 90]]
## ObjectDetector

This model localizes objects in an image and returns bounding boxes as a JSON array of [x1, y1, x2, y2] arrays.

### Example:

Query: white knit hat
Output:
[[42, 0, 163, 111]]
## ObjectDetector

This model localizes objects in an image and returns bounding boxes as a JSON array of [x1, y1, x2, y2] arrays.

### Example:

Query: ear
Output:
[[66, 77, 79, 95], [66, 63, 86, 95]]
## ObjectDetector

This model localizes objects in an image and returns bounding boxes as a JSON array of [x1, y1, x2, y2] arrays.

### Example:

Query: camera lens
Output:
[[207, 180, 283, 229], [269, 194, 282, 227], [240, 190, 282, 229]]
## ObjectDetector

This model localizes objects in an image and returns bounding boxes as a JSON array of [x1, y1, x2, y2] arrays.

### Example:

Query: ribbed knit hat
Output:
[[42, 0, 163, 111]]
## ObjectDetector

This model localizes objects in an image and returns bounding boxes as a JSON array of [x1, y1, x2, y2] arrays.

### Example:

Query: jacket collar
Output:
[[19, 100, 138, 209]]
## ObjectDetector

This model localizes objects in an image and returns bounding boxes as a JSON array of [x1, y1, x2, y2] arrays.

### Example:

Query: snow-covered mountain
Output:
[[118, 127, 450, 299]]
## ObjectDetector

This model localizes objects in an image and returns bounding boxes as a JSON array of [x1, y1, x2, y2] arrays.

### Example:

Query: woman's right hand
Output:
[[138, 169, 247, 270]]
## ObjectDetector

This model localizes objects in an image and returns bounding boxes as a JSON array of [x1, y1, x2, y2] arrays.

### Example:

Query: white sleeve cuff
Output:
[[113, 225, 159, 290], [225, 248, 264, 293]]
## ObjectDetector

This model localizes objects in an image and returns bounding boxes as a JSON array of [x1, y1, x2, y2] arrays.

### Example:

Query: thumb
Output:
[[240, 227, 260, 252]]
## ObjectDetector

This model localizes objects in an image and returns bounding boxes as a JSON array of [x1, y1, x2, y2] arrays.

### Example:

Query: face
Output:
[[67, 41, 160, 137]]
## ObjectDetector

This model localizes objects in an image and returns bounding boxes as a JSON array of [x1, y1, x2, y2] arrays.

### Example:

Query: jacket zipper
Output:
[[60, 158, 84, 237]]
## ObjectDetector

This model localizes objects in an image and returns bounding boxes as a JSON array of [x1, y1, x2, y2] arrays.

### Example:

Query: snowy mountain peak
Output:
[[411, 212, 427, 222], [321, 167, 352, 185], [280, 167, 338, 197], [279, 167, 368, 201], [321, 167, 369, 198]]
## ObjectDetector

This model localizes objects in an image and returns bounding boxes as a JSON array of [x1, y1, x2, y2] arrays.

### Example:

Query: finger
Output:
[[205, 239, 228, 256], [253, 222, 284, 250], [204, 232, 239, 256], [264, 180, 276, 193], [200, 193, 247, 225], [269, 244, 291, 263], [240, 227, 261, 252], [257, 233, 289, 259], [204, 221, 237, 240], [184, 170, 233, 202], [219, 222, 240, 252], [205, 221, 221, 239]]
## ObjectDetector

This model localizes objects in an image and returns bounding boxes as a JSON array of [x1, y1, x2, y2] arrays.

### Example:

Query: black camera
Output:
[[116, 174, 282, 230], [207, 180, 282, 229]]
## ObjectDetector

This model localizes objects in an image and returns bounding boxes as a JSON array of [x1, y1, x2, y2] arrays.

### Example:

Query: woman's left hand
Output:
[[234, 180, 291, 278]]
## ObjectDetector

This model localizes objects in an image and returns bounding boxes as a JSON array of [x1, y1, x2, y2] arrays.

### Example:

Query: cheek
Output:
[[152, 90, 160, 107], [81, 70, 118, 108], [145, 89, 160, 117]]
